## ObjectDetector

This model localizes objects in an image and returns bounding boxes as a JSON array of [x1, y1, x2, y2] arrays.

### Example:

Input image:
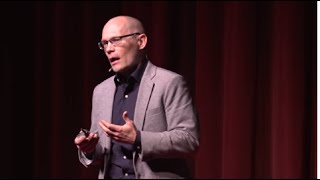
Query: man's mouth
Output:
[[109, 57, 120, 65]]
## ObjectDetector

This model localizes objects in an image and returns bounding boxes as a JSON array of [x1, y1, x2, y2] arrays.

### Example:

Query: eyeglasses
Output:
[[98, 32, 141, 50]]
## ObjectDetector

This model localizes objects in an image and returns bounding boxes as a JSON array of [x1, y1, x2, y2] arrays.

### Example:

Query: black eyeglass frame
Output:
[[98, 32, 141, 50]]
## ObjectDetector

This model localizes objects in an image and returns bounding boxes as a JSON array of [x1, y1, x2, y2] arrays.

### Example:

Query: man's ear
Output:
[[138, 34, 147, 49]]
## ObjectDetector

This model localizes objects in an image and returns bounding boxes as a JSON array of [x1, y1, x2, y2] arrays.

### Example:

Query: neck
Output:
[[120, 65, 138, 78], [119, 55, 146, 78]]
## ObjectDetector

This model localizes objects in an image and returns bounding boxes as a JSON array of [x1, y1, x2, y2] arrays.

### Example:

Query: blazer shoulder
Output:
[[144, 60, 182, 81], [153, 66, 184, 83], [93, 75, 115, 93]]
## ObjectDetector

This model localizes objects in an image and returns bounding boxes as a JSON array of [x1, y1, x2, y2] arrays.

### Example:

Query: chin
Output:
[[111, 66, 122, 72]]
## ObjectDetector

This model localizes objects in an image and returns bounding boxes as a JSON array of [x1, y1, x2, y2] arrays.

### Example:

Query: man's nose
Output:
[[105, 43, 115, 54]]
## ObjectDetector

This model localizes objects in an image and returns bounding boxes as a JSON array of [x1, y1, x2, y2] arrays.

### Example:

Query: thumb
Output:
[[122, 111, 132, 122]]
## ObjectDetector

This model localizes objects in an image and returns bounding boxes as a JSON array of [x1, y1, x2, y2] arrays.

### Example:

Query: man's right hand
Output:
[[74, 133, 99, 154]]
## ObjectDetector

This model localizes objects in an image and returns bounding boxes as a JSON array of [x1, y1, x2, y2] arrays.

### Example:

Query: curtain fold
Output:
[[0, 1, 315, 178]]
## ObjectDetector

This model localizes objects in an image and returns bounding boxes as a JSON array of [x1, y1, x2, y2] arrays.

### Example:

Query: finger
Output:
[[105, 127, 120, 137], [77, 140, 91, 150], [99, 121, 110, 132], [106, 132, 123, 142], [112, 136, 122, 142], [74, 135, 87, 145], [108, 123, 121, 132], [82, 137, 99, 152], [85, 133, 97, 141], [99, 122, 117, 138], [93, 133, 99, 138], [99, 120, 110, 127], [99, 120, 121, 132], [122, 111, 132, 122], [79, 136, 99, 150]]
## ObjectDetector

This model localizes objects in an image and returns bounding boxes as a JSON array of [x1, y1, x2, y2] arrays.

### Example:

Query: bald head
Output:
[[100, 16, 148, 77], [102, 16, 145, 37]]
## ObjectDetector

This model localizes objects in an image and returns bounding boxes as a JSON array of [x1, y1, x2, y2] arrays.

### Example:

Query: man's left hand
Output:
[[99, 111, 137, 144]]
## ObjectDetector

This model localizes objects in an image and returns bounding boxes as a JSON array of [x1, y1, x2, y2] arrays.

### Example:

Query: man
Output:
[[74, 15, 199, 179]]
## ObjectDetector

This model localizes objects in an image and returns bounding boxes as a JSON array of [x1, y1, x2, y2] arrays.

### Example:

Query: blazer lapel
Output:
[[104, 79, 116, 123], [134, 61, 156, 131], [97, 79, 115, 151]]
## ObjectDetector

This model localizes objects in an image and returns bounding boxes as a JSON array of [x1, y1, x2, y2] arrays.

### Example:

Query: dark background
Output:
[[0, 1, 316, 178]]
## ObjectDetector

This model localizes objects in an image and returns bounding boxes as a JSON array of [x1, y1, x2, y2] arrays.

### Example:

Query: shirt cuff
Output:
[[84, 151, 94, 159], [134, 130, 141, 152]]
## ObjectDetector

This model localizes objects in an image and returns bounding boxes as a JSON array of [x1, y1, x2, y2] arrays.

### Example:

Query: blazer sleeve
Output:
[[140, 75, 200, 160], [78, 84, 109, 167]]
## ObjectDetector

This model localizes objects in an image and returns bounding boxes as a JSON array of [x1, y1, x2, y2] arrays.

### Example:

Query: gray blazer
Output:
[[78, 60, 200, 179]]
